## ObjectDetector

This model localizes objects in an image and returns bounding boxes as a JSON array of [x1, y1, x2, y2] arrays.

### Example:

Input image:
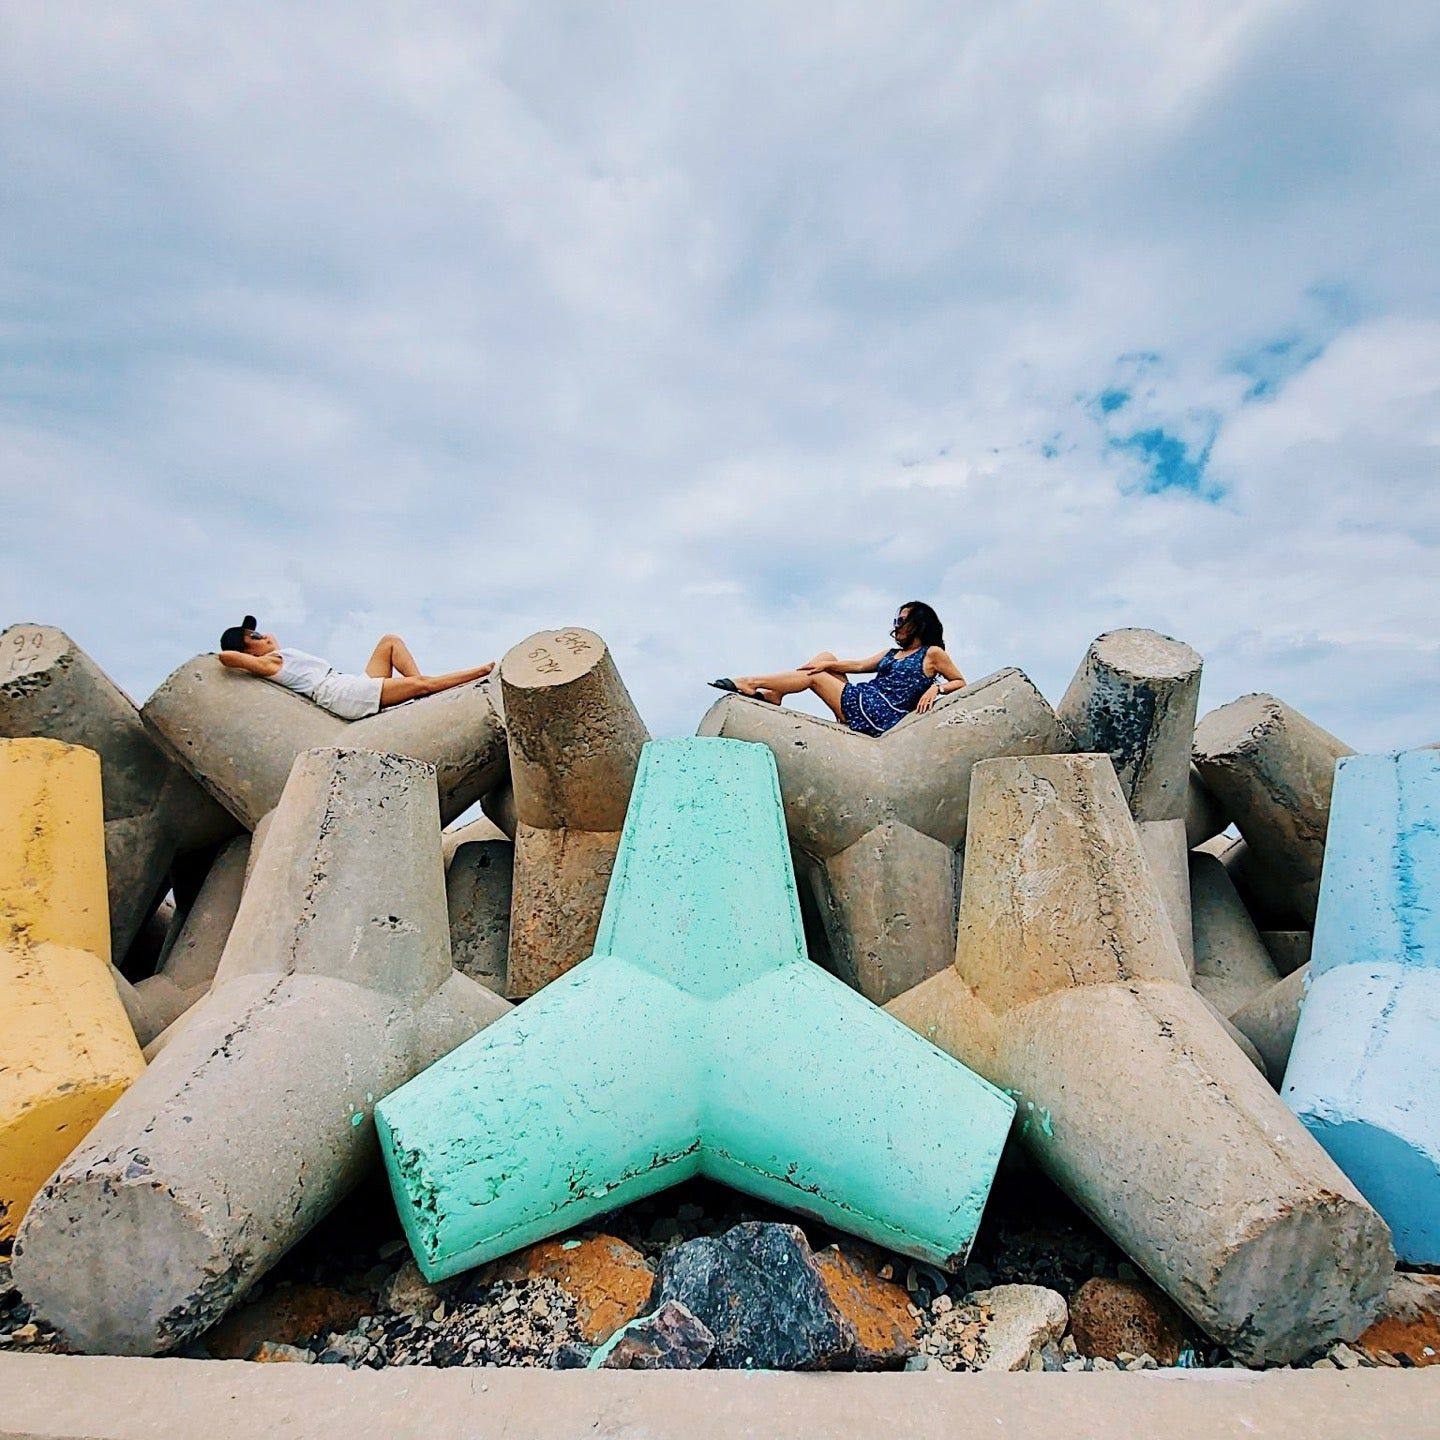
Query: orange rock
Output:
[[813, 1244, 919, 1370], [204, 1284, 369, 1360], [490, 1234, 653, 1345], [1069, 1277, 1184, 1365], [1358, 1274, 1440, 1368]]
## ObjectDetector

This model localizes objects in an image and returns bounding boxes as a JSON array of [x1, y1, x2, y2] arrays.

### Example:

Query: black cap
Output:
[[219, 615, 259, 653]]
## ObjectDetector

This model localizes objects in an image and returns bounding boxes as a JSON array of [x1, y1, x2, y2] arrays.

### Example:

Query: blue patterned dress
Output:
[[840, 646, 935, 736]]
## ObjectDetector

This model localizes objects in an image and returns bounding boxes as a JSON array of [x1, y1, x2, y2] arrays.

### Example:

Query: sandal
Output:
[[708, 678, 741, 693]]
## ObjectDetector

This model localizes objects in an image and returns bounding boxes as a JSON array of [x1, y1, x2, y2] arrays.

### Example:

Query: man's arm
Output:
[[218, 650, 283, 677]]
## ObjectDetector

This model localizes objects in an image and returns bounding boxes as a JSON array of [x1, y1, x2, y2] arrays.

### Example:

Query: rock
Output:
[[251, 1342, 313, 1364], [550, 1342, 593, 1369], [655, 1222, 855, 1371], [1069, 1277, 1186, 1365], [203, 1285, 370, 1361], [596, 1301, 716, 1370], [488, 1235, 653, 1346], [813, 1244, 920, 1370], [1330, 1343, 1364, 1369], [969, 1285, 1067, 1371], [379, 1262, 441, 1320], [1357, 1273, 1440, 1368]]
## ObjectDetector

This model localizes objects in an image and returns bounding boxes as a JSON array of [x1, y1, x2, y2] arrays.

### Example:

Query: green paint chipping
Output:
[[376, 738, 1016, 1282]]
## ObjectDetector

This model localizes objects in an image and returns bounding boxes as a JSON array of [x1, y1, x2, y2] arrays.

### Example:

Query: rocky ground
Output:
[[3, 1165, 1436, 1372]]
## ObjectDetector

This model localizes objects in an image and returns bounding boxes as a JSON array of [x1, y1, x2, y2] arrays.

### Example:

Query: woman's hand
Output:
[[799, 659, 833, 675], [916, 683, 942, 713]]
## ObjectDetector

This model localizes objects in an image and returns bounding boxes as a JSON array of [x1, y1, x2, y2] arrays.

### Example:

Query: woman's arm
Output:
[[916, 649, 968, 712], [218, 650, 283, 677], [802, 651, 887, 677]]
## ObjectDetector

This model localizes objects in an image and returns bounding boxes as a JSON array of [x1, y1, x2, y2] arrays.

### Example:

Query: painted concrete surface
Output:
[[13, 748, 509, 1355], [886, 753, 1393, 1367], [0, 625, 236, 956], [2, 1355, 1439, 1440], [378, 738, 1015, 1281], [697, 667, 1071, 1004], [0, 739, 145, 1241], [1284, 751, 1440, 1262]]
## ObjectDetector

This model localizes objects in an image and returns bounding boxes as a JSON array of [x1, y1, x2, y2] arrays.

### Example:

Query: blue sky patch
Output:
[[1097, 387, 1130, 414], [1110, 425, 1221, 499]]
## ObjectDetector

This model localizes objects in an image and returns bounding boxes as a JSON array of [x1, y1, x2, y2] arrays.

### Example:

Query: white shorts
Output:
[[311, 671, 384, 721]]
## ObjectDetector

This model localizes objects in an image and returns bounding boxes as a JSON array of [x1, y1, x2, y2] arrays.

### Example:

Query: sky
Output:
[[2, 1, 1438, 745]]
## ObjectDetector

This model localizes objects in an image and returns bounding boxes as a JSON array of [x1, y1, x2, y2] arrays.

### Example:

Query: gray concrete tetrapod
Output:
[[13, 747, 510, 1356], [1057, 628, 1203, 824], [122, 835, 251, 1046], [1192, 695, 1353, 926], [1138, 817, 1194, 974], [1231, 964, 1310, 1084], [0, 625, 237, 955], [698, 668, 1072, 1006], [1261, 930, 1312, 977], [886, 753, 1393, 1366], [141, 655, 509, 829], [1190, 850, 1281, 1019], [499, 629, 648, 997], [446, 838, 512, 996], [1184, 765, 1230, 848]]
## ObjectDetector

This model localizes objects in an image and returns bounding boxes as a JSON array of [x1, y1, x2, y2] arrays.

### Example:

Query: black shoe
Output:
[[708, 678, 740, 693]]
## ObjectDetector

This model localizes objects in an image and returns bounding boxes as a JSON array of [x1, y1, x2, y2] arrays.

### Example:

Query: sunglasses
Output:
[[891, 614, 911, 631]]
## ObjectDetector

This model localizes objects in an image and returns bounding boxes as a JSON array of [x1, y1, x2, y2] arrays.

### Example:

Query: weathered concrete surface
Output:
[[1261, 930, 1313, 977], [1231, 965, 1310, 1083], [1283, 751, 1440, 1263], [887, 753, 1394, 1366], [125, 835, 250, 1045], [13, 748, 510, 1355], [1185, 765, 1230, 847], [1193, 695, 1353, 925], [1058, 628, 1203, 823], [0, 625, 236, 956], [500, 629, 648, 996], [141, 655, 509, 829], [0, 740, 146, 1241], [1139, 817, 1194, 973], [1191, 850, 1281, 1018], [445, 838, 511, 995], [378, 739, 1014, 1282], [698, 668, 1071, 1005], [441, 815, 508, 861], [2, 1355, 1437, 1440]]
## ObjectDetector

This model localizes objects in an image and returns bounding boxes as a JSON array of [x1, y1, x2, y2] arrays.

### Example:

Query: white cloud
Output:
[[1, 1, 1438, 752]]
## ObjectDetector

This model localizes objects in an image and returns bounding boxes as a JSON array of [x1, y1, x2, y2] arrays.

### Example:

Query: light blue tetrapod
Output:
[[377, 737, 1016, 1281], [1283, 750, 1440, 1262]]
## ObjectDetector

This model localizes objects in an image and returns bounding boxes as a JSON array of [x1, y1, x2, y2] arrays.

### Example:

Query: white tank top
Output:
[[270, 647, 334, 699]]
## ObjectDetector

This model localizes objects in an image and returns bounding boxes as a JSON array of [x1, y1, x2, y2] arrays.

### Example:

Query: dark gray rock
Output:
[[550, 1341, 594, 1369], [655, 1222, 855, 1370], [599, 1301, 715, 1370]]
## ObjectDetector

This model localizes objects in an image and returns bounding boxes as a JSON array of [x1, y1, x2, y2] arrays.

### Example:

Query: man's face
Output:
[[243, 631, 277, 656]]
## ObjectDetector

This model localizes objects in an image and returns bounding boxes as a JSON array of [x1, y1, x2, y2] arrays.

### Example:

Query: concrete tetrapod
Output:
[[885, 753, 1393, 1366], [445, 838, 512, 996], [1231, 964, 1310, 1083], [1190, 850, 1281, 1019], [1193, 695, 1353, 925], [377, 738, 1016, 1282], [1057, 628, 1203, 824], [0, 625, 236, 956], [0, 739, 146, 1241], [13, 747, 510, 1355], [697, 669, 1071, 1005], [1282, 751, 1440, 1263], [125, 834, 251, 1046], [141, 654, 509, 829], [500, 629, 648, 996]]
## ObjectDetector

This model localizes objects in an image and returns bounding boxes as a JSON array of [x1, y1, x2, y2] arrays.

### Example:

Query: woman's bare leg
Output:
[[366, 633, 422, 679], [808, 672, 847, 721], [379, 662, 494, 708], [736, 652, 837, 704]]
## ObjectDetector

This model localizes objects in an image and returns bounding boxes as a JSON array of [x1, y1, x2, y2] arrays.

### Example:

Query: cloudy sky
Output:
[[2, 2, 1437, 744]]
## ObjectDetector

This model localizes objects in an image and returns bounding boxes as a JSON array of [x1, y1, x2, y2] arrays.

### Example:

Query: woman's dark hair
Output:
[[897, 600, 944, 649]]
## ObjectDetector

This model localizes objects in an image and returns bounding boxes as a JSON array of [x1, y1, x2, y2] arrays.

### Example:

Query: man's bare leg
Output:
[[379, 663, 494, 708], [366, 634, 422, 679]]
